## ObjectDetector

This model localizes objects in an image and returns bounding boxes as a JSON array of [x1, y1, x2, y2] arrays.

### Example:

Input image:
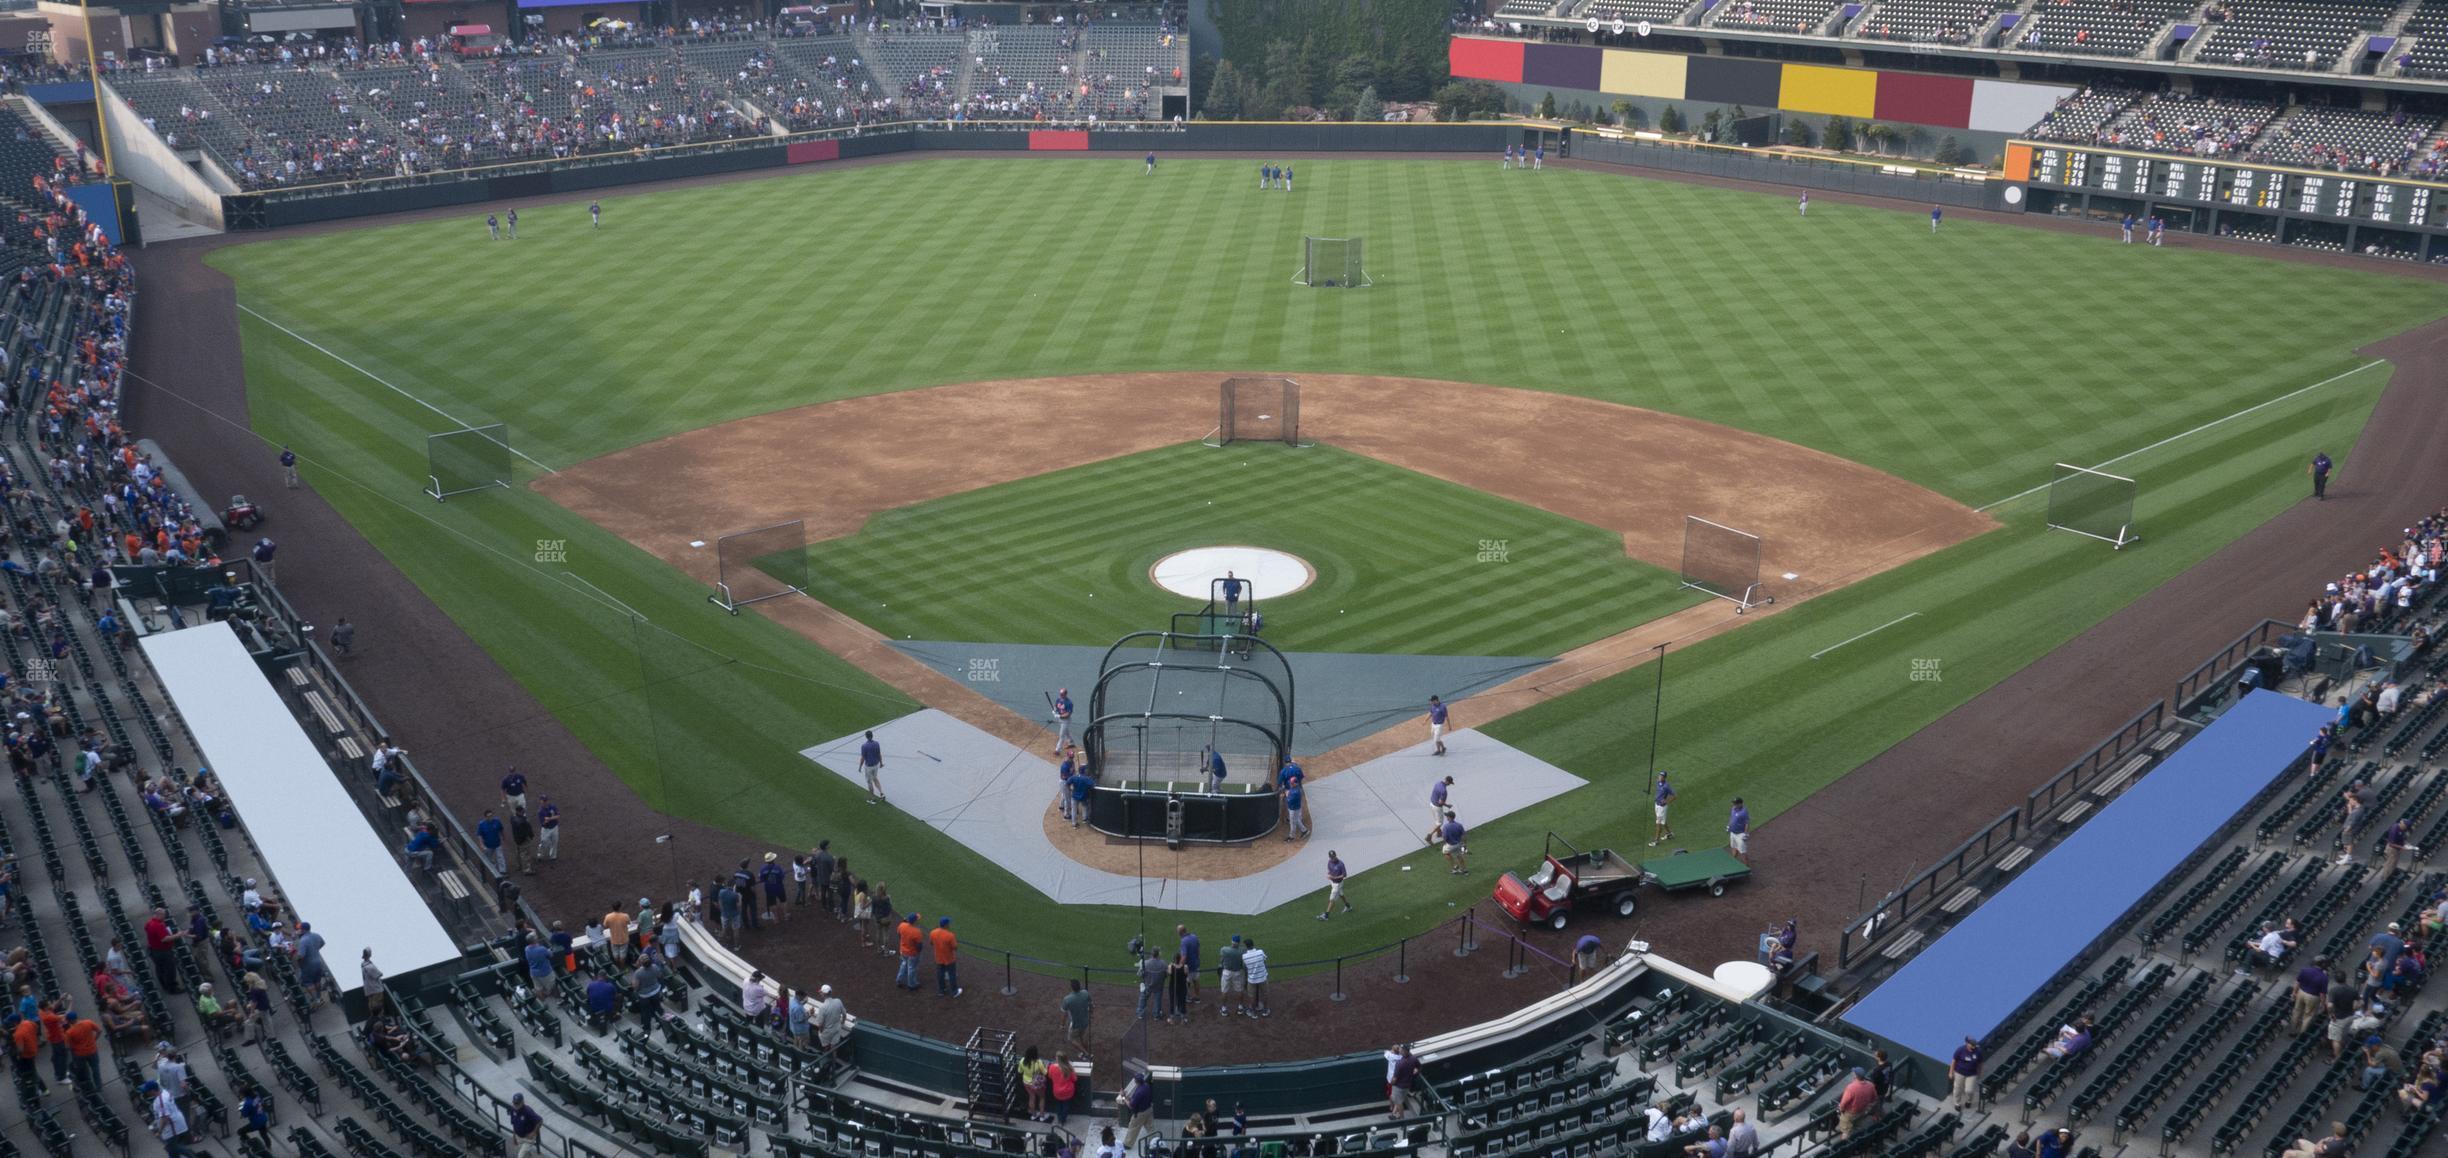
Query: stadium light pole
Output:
[[76, 0, 115, 177]]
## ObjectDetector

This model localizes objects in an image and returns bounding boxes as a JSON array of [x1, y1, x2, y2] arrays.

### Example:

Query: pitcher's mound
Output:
[[1150, 546, 1316, 600]]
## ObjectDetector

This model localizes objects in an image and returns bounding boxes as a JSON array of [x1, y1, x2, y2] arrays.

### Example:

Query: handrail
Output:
[[2172, 618, 2294, 717], [1834, 807, 2021, 970], [2022, 699, 2166, 831]]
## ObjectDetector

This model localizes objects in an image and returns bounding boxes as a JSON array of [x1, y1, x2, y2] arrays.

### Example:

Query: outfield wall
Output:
[[223, 121, 1989, 231], [1574, 135, 2011, 211]]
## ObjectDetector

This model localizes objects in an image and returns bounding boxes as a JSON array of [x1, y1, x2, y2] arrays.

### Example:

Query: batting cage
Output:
[[423, 423, 514, 501], [1680, 515, 1771, 612], [706, 519, 811, 613], [2045, 463, 2139, 549], [1203, 377, 1305, 448], [1293, 236, 1370, 288], [1082, 630, 1295, 843]]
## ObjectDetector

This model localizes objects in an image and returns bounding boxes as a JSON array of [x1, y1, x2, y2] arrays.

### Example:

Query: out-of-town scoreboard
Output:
[[2007, 140, 2444, 229]]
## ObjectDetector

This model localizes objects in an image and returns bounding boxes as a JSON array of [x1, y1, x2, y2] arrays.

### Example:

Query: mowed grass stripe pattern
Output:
[[210, 159, 2447, 505], [219, 159, 2447, 965], [803, 443, 1701, 655]]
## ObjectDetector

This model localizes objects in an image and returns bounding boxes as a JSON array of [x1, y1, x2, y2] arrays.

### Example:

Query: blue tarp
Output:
[[23, 82, 94, 106], [1843, 691, 2335, 1063]]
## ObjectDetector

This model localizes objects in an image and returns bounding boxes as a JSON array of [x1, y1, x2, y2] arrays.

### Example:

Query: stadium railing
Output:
[[2170, 617, 2295, 717], [2021, 700, 2168, 833], [1834, 807, 2020, 970]]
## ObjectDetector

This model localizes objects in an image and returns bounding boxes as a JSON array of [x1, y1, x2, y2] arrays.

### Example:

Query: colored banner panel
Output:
[[1029, 130, 1091, 151], [65, 185, 118, 246], [1449, 36, 1526, 84], [1778, 63, 1875, 118], [1683, 56, 1781, 107], [1872, 71, 1974, 129], [1523, 42, 1603, 92], [2003, 142, 2034, 183], [786, 139, 841, 165], [1598, 49, 1687, 99], [1968, 78, 2075, 135]]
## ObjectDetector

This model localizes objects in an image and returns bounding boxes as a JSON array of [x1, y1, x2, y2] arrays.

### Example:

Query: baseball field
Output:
[[209, 154, 2448, 966]]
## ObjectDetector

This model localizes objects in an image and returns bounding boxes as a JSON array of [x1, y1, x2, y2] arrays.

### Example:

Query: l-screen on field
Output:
[[216, 156, 2448, 956]]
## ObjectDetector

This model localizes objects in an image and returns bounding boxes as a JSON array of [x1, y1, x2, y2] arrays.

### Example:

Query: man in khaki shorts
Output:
[[1217, 935, 1247, 1016]]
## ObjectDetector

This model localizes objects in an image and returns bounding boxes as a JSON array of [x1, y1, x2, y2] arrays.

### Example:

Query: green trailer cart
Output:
[[1634, 847, 1751, 905]]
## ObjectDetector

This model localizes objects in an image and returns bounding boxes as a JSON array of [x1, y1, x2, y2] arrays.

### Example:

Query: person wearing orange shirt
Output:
[[62, 1011, 99, 1089], [929, 917, 962, 998], [895, 913, 924, 991], [10, 1014, 41, 1090], [602, 903, 632, 967], [37, 999, 67, 1083]]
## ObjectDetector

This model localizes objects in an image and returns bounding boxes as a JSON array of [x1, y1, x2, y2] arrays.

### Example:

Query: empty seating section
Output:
[[194, 65, 400, 186], [1713, 0, 1843, 33], [2190, 0, 2394, 71], [101, 24, 1182, 188], [2093, 92, 2279, 157], [967, 26, 1081, 119], [1082, 23, 1184, 118], [2403, 0, 2448, 78], [859, 29, 965, 115], [1498, 0, 1564, 15], [765, 38, 900, 126], [111, 72, 267, 166], [1855, 0, 2008, 45], [1579, 0, 1702, 20], [2014, 0, 2192, 58], [2026, 87, 2145, 142], [2246, 105, 2447, 176]]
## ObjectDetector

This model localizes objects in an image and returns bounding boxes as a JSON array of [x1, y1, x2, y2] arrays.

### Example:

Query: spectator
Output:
[[816, 984, 848, 1053], [1061, 978, 1093, 1058], [1836, 1068, 1877, 1138], [2042, 1017, 2094, 1059], [2362, 1034, 2403, 1091], [2280, 1120, 2350, 1157], [931, 916, 962, 998]]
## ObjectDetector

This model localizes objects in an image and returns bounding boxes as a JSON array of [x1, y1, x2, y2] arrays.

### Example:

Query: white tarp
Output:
[[140, 622, 458, 991]]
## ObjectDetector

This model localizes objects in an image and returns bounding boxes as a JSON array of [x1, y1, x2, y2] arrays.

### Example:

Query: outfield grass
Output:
[[800, 441, 1701, 655], [214, 157, 2448, 966]]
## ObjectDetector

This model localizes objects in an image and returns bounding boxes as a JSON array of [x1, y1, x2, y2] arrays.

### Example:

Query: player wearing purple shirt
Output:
[[1439, 813, 1468, 874], [1727, 797, 1750, 865], [1649, 773, 1676, 847], [1427, 696, 1449, 756], [1320, 851, 1351, 919], [1429, 775, 1453, 821]]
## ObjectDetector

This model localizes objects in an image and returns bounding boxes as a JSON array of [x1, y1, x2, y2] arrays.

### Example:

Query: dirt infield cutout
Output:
[[536, 373, 1995, 876]]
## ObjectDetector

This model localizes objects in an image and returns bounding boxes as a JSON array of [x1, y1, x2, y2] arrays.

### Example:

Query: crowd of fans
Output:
[[106, 15, 1186, 190]]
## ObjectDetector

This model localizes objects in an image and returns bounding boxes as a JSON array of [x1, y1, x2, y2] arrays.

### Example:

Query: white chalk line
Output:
[[1809, 612, 1921, 660], [237, 303, 559, 475], [1978, 360, 2386, 513]]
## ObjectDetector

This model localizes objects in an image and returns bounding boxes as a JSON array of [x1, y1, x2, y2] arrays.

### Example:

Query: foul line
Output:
[[1977, 359, 2386, 513], [1809, 612, 1920, 660], [236, 303, 560, 475]]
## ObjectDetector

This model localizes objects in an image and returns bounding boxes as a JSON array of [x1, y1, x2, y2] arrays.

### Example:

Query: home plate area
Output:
[[799, 709, 1586, 915]]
